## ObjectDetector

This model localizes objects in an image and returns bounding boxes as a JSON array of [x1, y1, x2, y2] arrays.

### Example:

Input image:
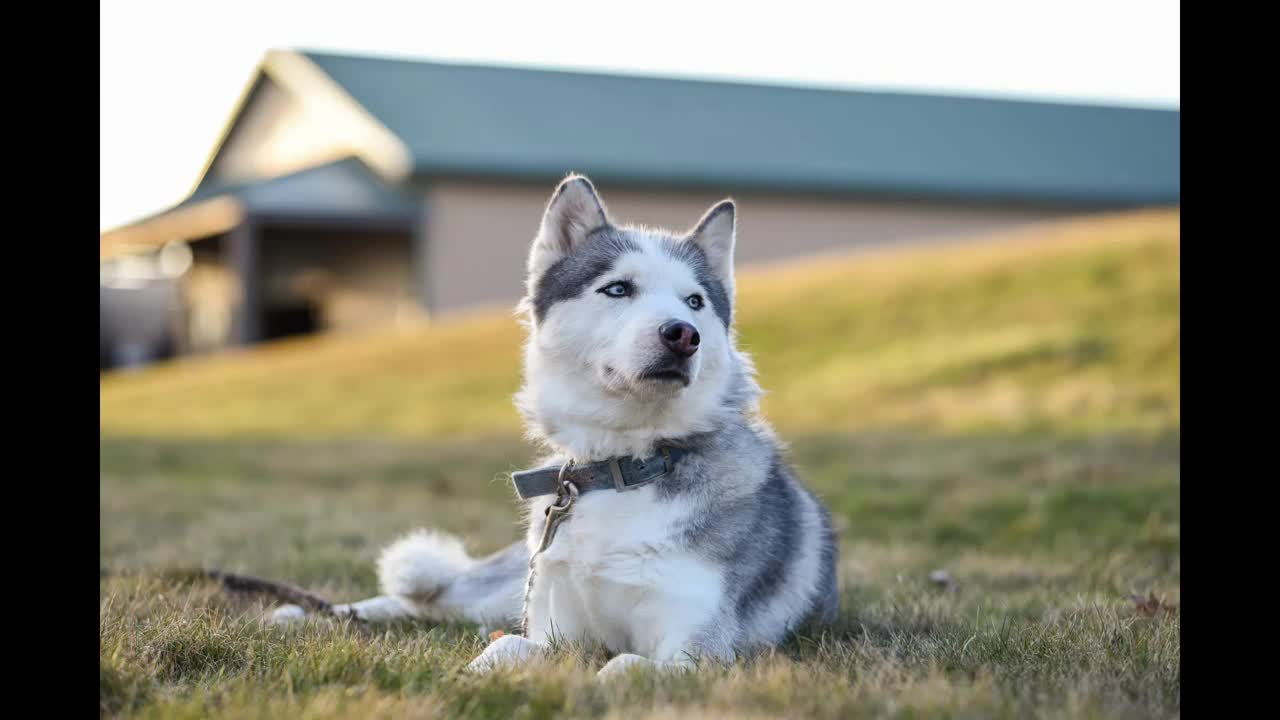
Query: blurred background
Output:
[[99, 0, 1178, 371], [100, 2, 1179, 716]]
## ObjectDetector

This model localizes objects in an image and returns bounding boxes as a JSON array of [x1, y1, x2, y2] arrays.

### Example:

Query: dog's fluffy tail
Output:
[[377, 530, 528, 629]]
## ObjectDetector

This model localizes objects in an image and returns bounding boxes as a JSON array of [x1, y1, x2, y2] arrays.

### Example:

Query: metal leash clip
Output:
[[534, 460, 579, 557]]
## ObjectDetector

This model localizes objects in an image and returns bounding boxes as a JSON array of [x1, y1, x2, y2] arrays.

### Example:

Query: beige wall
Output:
[[261, 228, 420, 332], [422, 180, 1088, 315]]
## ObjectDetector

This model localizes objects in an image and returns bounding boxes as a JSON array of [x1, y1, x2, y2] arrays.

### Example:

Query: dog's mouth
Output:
[[639, 367, 691, 387]]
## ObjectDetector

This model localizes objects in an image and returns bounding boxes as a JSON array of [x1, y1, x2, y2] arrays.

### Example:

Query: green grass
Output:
[[101, 209, 1180, 718]]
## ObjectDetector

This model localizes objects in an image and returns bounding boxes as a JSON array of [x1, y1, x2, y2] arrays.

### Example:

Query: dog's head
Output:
[[516, 174, 757, 455]]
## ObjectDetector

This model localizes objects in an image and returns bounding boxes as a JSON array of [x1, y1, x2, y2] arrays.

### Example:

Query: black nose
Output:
[[659, 320, 700, 358]]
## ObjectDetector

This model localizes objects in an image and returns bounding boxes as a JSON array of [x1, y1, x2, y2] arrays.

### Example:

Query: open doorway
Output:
[[258, 225, 417, 339], [262, 301, 320, 340]]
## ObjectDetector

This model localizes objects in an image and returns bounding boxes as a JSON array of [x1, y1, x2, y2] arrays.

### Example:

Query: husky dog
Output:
[[276, 175, 839, 678]]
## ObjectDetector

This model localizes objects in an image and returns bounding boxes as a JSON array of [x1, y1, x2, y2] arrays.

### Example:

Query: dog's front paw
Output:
[[596, 653, 654, 680], [465, 635, 545, 673], [268, 604, 307, 625]]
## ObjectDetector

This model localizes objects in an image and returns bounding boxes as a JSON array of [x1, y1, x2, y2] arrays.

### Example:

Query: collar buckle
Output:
[[609, 458, 634, 492], [609, 456, 661, 492]]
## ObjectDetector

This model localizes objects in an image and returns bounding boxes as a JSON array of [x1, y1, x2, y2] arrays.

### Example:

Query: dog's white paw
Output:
[[596, 653, 654, 680], [331, 596, 415, 622], [269, 604, 307, 625], [465, 635, 545, 673]]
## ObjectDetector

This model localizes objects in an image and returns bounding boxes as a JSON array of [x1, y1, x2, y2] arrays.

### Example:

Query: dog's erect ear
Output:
[[528, 174, 610, 273], [686, 199, 736, 290]]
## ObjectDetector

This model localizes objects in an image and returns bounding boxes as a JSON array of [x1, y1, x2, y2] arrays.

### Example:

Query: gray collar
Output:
[[511, 447, 689, 500]]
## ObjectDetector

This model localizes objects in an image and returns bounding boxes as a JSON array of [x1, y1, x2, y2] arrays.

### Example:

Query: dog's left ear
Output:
[[686, 199, 736, 291]]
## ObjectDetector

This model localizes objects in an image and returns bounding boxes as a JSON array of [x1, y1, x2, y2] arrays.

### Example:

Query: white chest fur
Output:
[[527, 487, 724, 659]]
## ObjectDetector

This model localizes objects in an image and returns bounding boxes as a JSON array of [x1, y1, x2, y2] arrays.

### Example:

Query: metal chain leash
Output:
[[519, 460, 579, 637]]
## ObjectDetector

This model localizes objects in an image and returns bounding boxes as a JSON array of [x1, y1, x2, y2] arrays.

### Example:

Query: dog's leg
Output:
[[523, 560, 592, 647], [465, 634, 550, 673], [596, 653, 697, 679], [269, 535, 527, 629], [333, 595, 419, 621], [465, 560, 578, 673], [268, 595, 418, 625], [596, 618, 735, 680]]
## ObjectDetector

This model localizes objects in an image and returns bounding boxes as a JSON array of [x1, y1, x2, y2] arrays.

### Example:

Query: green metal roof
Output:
[[303, 50, 1179, 206], [185, 157, 419, 219]]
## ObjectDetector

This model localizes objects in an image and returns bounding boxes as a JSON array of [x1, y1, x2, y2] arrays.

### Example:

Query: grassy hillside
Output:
[[100, 209, 1179, 439]]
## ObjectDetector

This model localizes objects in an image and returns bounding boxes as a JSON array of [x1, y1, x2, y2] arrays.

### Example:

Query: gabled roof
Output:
[[106, 49, 1179, 256], [299, 49, 1178, 205], [101, 158, 417, 260]]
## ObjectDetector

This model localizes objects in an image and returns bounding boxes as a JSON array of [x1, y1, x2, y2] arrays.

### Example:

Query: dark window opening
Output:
[[262, 302, 319, 340]]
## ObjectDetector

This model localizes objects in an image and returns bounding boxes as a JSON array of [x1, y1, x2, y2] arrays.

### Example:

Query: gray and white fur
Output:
[[273, 175, 839, 679]]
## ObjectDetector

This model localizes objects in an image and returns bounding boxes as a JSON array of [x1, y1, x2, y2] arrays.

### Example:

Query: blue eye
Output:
[[598, 281, 632, 298], [686, 294, 704, 310]]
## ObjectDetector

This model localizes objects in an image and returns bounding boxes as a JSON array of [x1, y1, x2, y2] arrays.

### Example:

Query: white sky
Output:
[[99, 0, 1180, 232]]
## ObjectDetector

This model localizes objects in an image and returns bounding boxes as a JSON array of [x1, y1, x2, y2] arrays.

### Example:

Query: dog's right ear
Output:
[[528, 174, 610, 276]]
